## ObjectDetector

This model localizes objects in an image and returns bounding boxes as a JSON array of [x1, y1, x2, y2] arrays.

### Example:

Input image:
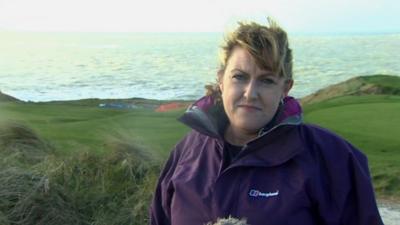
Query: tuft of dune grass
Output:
[[0, 167, 84, 225], [0, 211, 10, 225], [0, 122, 53, 165], [0, 122, 159, 225]]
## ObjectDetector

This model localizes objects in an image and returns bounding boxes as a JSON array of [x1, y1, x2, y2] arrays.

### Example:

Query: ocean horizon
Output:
[[1, 31, 399, 102]]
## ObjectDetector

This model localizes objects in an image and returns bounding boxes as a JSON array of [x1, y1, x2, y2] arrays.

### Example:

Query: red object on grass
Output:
[[155, 102, 187, 112]]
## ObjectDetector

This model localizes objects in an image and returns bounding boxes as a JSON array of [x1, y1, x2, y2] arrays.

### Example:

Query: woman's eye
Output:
[[260, 78, 275, 85], [232, 74, 247, 81]]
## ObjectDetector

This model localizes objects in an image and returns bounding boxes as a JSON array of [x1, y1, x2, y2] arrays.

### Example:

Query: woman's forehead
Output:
[[227, 47, 274, 75]]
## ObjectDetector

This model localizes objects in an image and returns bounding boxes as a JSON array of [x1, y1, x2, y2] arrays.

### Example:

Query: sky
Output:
[[0, 0, 399, 33]]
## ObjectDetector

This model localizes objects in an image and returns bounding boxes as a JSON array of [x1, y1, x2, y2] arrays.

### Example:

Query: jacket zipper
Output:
[[209, 120, 302, 220], [223, 116, 302, 173]]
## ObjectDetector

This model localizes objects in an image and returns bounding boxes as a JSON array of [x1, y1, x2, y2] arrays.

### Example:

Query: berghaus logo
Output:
[[249, 189, 279, 198]]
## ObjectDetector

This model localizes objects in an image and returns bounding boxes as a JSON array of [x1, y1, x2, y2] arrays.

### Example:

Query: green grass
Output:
[[0, 102, 189, 157], [1, 92, 400, 197], [362, 75, 400, 90], [0, 101, 178, 224], [303, 95, 400, 196], [1, 75, 400, 203]]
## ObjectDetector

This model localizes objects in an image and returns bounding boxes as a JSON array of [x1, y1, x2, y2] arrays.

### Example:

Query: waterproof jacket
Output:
[[150, 96, 383, 225]]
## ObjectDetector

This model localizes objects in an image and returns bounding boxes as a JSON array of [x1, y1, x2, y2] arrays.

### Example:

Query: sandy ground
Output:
[[378, 201, 400, 225]]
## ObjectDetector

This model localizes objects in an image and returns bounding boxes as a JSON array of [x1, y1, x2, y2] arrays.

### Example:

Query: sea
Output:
[[0, 31, 399, 102]]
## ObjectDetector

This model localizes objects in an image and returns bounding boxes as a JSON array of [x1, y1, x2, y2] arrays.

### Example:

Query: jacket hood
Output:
[[178, 95, 303, 139]]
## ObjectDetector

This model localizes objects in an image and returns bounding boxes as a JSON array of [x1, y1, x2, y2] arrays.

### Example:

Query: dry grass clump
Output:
[[0, 167, 84, 225], [0, 122, 53, 164], [0, 123, 159, 225], [52, 146, 158, 225]]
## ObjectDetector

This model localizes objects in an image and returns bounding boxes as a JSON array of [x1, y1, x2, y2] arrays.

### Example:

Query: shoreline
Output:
[[3, 75, 400, 106]]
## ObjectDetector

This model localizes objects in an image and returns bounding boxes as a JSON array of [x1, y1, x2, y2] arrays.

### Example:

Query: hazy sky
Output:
[[0, 0, 399, 33]]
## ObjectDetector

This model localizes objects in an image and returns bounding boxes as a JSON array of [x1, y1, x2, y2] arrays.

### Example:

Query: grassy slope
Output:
[[303, 95, 400, 196], [363, 75, 400, 90], [0, 102, 189, 157], [301, 74, 400, 105], [0, 91, 21, 102]]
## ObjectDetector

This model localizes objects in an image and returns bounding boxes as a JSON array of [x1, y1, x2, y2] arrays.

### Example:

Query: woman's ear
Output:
[[217, 70, 224, 93], [283, 79, 294, 96]]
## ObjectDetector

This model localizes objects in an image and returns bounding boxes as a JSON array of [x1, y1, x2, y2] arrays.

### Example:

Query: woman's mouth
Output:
[[238, 104, 261, 111]]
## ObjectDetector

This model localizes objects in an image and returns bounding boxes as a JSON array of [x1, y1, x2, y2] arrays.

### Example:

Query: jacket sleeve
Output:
[[149, 136, 186, 225], [305, 126, 384, 225]]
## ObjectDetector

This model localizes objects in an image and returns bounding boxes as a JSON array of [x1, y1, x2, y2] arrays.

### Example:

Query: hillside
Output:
[[300, 74, 400, 105], [0, 91, 20, 102]]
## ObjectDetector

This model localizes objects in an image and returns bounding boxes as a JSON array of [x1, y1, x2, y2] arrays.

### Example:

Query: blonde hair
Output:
[[205, 18, 293, 100]]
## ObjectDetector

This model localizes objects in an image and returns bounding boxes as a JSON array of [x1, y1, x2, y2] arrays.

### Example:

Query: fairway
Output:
[[0, 101, 189, 157]]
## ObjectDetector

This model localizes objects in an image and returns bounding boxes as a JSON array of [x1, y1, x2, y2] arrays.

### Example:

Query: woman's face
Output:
[[219, 46, 293, 135]]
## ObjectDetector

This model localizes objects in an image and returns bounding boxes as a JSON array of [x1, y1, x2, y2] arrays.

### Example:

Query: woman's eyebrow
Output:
[[231, 68, 275, 77], [230, 69, 249, 75]]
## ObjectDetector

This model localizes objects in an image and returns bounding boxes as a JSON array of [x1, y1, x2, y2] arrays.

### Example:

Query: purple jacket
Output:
[[150, 96, 383, 225]]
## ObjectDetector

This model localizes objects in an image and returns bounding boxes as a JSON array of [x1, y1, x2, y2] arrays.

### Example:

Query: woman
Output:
[[150, 19, 383, 225]]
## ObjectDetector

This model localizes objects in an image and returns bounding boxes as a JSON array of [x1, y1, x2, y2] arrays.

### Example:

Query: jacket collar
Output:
[[178, 95, 303, 140], [178, 95, 305, 168], [178, 95, 227, 139]]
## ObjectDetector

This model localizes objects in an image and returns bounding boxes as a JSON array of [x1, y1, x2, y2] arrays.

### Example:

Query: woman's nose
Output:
[[243, 80, 258, 100]]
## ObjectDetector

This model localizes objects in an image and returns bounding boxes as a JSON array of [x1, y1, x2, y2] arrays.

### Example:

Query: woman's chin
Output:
[[233, 122, 265, 134]]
